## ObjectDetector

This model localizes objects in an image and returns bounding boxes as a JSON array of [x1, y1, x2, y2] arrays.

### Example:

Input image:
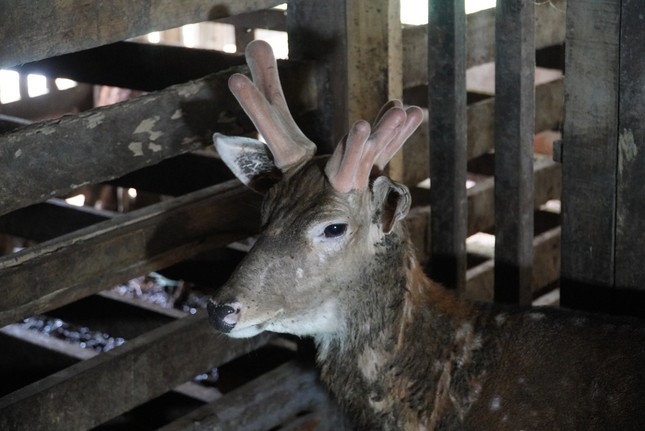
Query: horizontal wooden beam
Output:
[[0, 311, 272, 430], [402, 0, 566, 88], [12, 42, 247, 91], [160, 360, 342, 431], [0, 61, 314, 217], [0, 0, 285, 69], [217, 7, 288, 32], [0, 180, 262, 327]]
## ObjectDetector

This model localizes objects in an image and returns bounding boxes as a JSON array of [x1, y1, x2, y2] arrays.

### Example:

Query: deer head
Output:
[[208, 40, 423, 346]]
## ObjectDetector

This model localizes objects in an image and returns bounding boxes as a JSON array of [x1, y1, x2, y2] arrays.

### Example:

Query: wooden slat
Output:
[[427, 0, 468, 292], [288, 0, 401, 153], [344, 0, 402, 133], [160, 360, 346, 431], [12, 42, 246, 92], [493, 0, 535, 305], [560, 0, 621, 300], [0, 62, 314, 217], [402, 0, 566, 88], [0, 71, 235, 216], [287, 0, 347, 151], [0, 0, 284, 69], [0, 311, 272, 430], [0, 180, 261, 327], [218, 8, 288, 32], [615, 0, 645, 289]]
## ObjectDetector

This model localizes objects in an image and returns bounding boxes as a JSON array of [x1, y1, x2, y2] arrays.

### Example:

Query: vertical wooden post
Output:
[[560, 0, 621, 309], [427, 0, 467, 293], [615, 0, 645, 291], [288, 0, 401, 152], [493, 0, 535, 305]]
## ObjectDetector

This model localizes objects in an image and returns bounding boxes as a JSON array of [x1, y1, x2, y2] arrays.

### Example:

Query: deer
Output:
[[207, 40, 645, 430]]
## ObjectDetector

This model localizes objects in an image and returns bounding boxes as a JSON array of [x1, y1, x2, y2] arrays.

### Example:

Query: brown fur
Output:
[[210, 160, 645, 430]]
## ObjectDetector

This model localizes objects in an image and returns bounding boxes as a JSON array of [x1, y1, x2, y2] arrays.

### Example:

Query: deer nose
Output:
[[207, 300, 241, 333]]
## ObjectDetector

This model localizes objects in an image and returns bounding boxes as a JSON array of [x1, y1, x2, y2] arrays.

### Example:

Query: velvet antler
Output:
[[325, 100, 424, 193], [227, 40, 316, 172]]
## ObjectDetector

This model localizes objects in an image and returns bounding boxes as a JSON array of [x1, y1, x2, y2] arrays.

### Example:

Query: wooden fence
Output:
[[3, 0, 640, 429]]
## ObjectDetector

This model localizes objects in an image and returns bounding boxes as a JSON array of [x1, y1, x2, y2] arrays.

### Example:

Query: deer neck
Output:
[[314, 227, 485, 429]]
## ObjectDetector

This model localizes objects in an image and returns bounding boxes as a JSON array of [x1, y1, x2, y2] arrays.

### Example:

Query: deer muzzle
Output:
[[207, 300, 241, 333]]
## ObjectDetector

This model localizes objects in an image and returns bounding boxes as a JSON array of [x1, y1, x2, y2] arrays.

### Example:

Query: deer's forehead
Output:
[[263, 162, 370, 223]]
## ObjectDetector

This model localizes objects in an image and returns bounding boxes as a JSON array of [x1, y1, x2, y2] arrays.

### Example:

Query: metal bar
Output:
[[493, 0, 536, 305], [427, 0, 467, 293]]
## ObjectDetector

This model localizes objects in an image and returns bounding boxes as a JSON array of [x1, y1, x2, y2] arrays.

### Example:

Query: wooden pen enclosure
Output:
[[0, 0, 643, 429]]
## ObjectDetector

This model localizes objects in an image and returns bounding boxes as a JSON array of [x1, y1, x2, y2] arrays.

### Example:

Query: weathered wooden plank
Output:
[[399, 78, 563, 187], [494, 0, 535, 305], [560, 0, 621, 300], [344, 0, 402, 133], [287, 0, 346, 151], [0, 62, 314, 217], [402, 0, 566, 88], [427, 0, 468, 292], [0, 71, 234, 216], [159, 360, 346, 431], [615, 0, 645, 289], [218, 7, 287, 32], [0, 0, 284, 69], [0, 311, 272, 430], [0, 180, 262, 327], [12, 42, 247, 92], [288, 0, 401, 153]]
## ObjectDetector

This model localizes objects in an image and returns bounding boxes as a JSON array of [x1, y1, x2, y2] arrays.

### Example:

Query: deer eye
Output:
[[323, 223, 347, 238]]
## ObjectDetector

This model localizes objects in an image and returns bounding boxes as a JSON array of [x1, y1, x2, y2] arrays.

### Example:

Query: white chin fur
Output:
[[228, 325, 265, 338]]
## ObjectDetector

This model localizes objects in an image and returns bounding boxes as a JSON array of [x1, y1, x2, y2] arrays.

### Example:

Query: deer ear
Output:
[[371, 176, 411, 234], [214, 133, 283, 193]]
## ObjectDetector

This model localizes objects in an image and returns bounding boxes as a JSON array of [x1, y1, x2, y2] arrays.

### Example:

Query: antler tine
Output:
[[325, 101, 424, 193], [373, 105, 424, 173], [325, 105, 409, 193], [228, 40, 316, 171]]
